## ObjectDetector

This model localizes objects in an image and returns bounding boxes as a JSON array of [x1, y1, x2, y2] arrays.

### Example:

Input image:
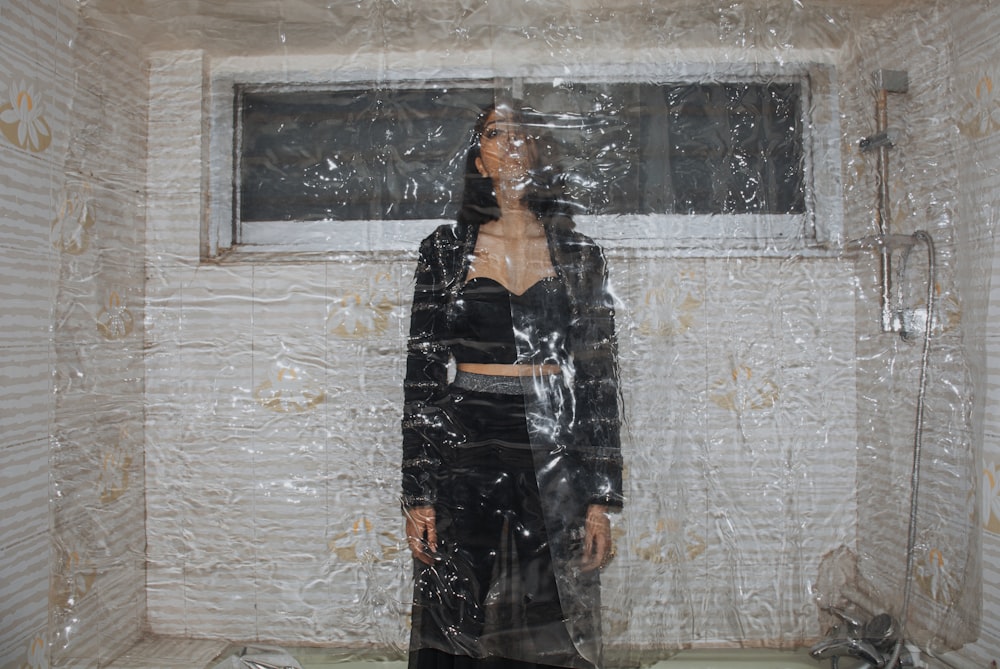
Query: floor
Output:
[[103, 637, 229, 669], [104, 637, 408, 669], [101, 638, 870, 669]]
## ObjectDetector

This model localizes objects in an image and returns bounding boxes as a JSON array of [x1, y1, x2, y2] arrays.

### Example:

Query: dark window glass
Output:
[[662, 82, 804, 215], [520, 80, 805, 216], [236, 80, 804, 224], [238, 85, 494, 223]]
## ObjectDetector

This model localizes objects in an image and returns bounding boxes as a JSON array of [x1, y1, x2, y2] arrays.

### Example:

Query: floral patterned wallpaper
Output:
[[0, 81, 51, 154]]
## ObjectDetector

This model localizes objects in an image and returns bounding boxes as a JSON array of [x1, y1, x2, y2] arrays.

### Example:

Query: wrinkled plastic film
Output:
[[19, 1, 992, 668], [400, 103, 624, 667]]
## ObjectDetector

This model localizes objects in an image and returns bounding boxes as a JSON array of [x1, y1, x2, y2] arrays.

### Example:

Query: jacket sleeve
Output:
[[401, 232, 452, 509], [569, 240, 624, 509]]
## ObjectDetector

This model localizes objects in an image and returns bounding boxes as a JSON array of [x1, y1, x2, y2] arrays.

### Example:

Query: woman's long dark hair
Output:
[[456, 103, 574, 231]]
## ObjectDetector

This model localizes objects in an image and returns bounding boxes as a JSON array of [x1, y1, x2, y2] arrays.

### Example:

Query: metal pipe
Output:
[[866, 69, 909, 334], [875, 87, 894, 332]]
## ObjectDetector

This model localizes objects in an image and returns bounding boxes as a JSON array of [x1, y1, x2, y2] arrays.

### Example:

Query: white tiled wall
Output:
[[836, 3, 982, 650], [47, 2, 149, 667], [0, 0, 71, 666], [0, 0, 150, 667], [949, 0, 1000, 664]]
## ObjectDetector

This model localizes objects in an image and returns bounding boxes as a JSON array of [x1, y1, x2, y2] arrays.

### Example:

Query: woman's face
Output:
[[475, 106, 535, 186]]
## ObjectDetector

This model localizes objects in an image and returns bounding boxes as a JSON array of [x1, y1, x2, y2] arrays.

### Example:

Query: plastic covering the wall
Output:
[[2, 0, 995, 667]]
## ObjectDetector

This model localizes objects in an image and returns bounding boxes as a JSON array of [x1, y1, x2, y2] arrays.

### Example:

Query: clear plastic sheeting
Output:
[[400, 103, 623, 668], [14, 0, 991, 668], [212, 646, 305, 669]]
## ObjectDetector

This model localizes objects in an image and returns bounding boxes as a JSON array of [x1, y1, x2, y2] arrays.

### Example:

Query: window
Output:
[[517, 80, 805, 217], [208, 62, 841, 256], [237, 84, 495, 226]]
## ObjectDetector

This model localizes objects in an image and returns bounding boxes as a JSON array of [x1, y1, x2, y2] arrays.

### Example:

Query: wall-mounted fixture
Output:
[[860, 68, 910, 334]]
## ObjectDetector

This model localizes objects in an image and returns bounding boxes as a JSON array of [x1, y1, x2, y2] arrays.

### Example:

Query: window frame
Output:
[[206, 56, 843, 258]]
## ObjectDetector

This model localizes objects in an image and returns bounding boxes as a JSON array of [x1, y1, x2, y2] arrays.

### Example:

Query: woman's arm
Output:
[[570, 240, 624, 510], [401, 232, 452, 510]]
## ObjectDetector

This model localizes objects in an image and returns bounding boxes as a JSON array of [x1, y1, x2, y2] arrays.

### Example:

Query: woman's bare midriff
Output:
[[456, 362, 561, 377]]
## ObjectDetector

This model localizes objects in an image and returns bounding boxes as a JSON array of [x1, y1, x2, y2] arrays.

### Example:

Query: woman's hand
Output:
[[580, 504, 614, 573], [405, 505, 438, 566]]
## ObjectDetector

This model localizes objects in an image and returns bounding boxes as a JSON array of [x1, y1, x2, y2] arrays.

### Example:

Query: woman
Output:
[[401, 102, 623, 669]]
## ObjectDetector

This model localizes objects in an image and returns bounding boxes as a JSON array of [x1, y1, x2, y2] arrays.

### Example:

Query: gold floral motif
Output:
[[936, 288, 961, 336], [52, 187, 96, 256], [633, 518, 706, 564], [709, 364, 779, 412], [96, 291, 134, 340], [98, 427, 132, 503], [328, 516, 400, 562], [253, 365, 325, 414], [983, 462, 1000, 534], [328, 271, 394, 338], [637, 270, 702, 337], [18, 635, 46, 669], [0, 81, 51, 153], [957, 73, 1000, 138], [914, 546, 958, 606]]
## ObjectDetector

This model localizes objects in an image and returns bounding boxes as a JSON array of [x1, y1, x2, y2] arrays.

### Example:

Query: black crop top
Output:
[[452, 275, 571, 365]]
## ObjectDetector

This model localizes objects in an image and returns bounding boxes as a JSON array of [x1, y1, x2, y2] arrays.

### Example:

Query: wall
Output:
[[820, 0, 1000, 662], [142, 4, 869, 651], [0, 1, 74, 666], [2, 0, 995, 666], [949, 0, 1000, 664], [841, 3, 981, 650], [47, 4, 150, 665], [0, 1, 150, 667], [140, 0, 988, 655], [830, 1, 1000, 663]]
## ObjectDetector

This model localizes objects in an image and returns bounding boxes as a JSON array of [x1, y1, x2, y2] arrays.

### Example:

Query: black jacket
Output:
[[401, 216, 623, 510]]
